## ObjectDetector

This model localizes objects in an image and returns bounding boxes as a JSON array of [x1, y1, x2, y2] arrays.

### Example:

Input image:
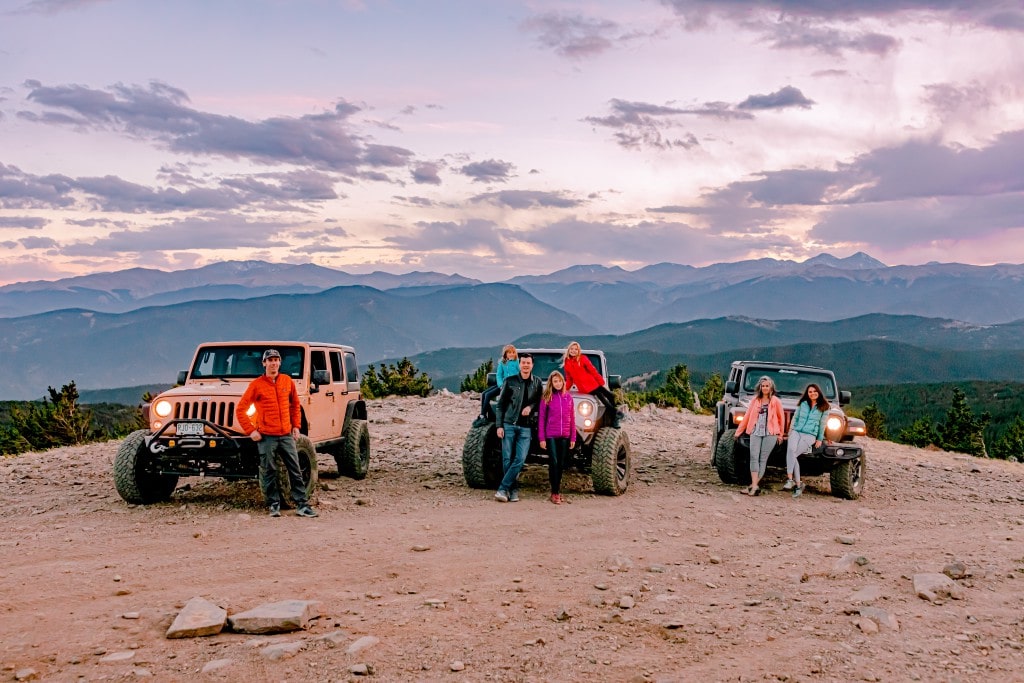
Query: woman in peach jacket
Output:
[[741, 376, 784, 496]]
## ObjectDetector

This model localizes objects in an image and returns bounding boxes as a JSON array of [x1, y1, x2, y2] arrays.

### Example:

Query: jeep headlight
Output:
[[154, 400, 173, 418], [826, 416, 843, 432], [577, 401, 594, 418]]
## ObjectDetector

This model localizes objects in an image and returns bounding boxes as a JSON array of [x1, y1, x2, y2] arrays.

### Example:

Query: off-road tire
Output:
[[462, 424, 503, 489], [113, 429, 179, 504], [713, 429, 740, 485], [336, 419, 370, 480], [710, 424, 720, 466], [830, 453, 866, 500], [591, 427, 631, 496], [278, 435, 319, 506]]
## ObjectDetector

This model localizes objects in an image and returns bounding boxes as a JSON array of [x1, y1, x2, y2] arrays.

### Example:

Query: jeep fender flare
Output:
[[343, 399, 368, 429]]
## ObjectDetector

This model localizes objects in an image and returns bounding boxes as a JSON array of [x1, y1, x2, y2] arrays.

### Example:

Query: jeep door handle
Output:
[[325, 391, 334, 397]]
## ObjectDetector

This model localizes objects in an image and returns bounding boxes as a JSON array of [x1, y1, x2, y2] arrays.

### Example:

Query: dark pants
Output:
[[480, 385, 500, 420], [590, 386, 618, 424], [547, 437, 569, 494], [257, 435, 308, 508]]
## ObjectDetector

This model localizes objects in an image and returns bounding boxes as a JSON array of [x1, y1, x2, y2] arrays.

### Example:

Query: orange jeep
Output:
[[114, 341, 370, 504]]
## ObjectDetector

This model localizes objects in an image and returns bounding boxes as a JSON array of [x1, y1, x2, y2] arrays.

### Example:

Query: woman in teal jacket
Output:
[[783, 383, 829, 498]]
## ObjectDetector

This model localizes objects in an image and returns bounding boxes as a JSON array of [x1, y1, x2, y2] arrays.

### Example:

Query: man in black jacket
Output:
[[494, 353, 542, 502]]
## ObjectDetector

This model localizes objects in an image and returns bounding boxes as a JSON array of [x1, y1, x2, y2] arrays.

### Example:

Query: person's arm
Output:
[[288, 378, 301, 439], [495, 380, 512, 426], [566, 395, 576, 446], [236, 380, 259, 438], [816, 408, 828, 442], [582, 355, 605, 386], [538, 398, 548, 446]]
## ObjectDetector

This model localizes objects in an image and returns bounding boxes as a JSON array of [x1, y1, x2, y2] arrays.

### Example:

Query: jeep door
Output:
[[304, 349, 335, 442]]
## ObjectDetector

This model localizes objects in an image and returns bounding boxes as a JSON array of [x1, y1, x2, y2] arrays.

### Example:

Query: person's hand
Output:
[[521, 406, 531, 416], [814, 440, 822, 448], [249, 430, 262, 442], [540, 440, 547, 450], [570, 441, 576, 449], [496, 427, 504, 438], [291, 428, 300, 440]]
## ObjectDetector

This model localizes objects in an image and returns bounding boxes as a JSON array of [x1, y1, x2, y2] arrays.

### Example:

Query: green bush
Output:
[[361, 358, 433, 398], [897, 415, 938, 448], [460, 359, 494, 393], [624, 364, 695, 411], [860, 402, 888, 440], [991, 415, 1024, 462]]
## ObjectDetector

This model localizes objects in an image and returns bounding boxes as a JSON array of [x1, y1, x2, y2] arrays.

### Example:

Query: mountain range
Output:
[[2, 252, 1024, 400]]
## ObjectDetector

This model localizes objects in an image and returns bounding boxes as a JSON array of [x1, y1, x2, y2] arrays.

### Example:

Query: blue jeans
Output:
[[499, 423, 531, 493], [257, 435, 308, 507]]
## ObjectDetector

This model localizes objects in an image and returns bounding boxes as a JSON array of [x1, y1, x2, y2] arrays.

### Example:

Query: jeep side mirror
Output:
[[176, 370, 187, 385], [312, 369, 331, 386], [725, 380, 737, 396], [608, 375, 621, 390], [839, 390, 851, 405]]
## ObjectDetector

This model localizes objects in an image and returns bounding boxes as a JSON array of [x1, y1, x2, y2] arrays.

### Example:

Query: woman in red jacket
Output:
[[562, 341, 620, 428]]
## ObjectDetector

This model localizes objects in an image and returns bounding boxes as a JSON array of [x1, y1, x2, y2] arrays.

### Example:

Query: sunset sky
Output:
[[1, 0, 1022, 284]]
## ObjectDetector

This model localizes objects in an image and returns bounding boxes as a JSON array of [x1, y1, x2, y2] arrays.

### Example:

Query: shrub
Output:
[[897, 415, 938, 448], [460, 359, 494, 393], [860, 402, 888, 440], [624, 364, 695, 411], [697, 373, 724, 413], [991, 415, 1024, 462], [9, 382, 94, 451], [361, 358, 433, 398]]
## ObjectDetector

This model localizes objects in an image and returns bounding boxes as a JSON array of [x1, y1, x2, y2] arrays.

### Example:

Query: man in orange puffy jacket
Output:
[[236, 348, 318, 518]]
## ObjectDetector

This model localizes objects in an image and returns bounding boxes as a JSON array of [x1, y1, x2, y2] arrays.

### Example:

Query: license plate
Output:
[[175, 422, 205, 436]]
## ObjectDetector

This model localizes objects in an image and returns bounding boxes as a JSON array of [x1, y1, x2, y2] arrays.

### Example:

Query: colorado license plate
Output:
[[175, 422, 205, 436]]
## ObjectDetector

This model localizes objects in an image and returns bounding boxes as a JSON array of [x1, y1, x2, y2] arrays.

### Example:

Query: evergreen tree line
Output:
[[853, 386, 1023, 461], [0, 382, 144, 456]]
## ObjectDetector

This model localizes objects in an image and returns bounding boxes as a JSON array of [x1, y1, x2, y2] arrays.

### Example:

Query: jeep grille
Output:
[[174, 400, 237, 429]]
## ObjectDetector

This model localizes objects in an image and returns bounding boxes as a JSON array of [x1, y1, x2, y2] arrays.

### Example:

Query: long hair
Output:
[[755, 375, 776, 400], [500, 344, 518, 365], [799, 383, 829, 412], [543, 370, 566, 403], [562, 341, 581, 365]]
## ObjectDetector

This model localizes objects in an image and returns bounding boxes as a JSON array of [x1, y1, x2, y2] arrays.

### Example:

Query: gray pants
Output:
[[257, 435, 308, 508], [786, 431, 817, 482], [748, 434, 777, 479]]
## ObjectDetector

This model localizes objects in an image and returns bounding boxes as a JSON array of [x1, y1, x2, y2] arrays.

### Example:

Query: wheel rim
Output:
[[616, 444, 628, 483]]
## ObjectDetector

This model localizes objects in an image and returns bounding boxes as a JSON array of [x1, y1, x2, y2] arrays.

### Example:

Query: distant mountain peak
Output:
[[804, 252, 886, 270]]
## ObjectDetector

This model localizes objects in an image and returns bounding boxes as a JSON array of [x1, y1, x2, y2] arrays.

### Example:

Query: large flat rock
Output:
[[227, 599, 321, 634], [166, 597, 227, 639]]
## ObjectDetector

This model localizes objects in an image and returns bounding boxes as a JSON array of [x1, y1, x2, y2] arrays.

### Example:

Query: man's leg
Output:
[[496, 424, 515, 499], [499, 425, 529, 494], [277, 436, 309, 508], [258, 438, 281, 509]]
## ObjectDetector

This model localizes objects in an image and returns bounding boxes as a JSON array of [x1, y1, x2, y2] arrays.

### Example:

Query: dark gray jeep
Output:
[[461, 348, 632, 495], [711, 360, 867, 499]]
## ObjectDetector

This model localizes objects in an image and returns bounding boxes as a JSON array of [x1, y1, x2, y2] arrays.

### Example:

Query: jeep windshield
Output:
[[524, 352, 603, 385], [742, 367, 836, 400], [190, 345, 305, 380]]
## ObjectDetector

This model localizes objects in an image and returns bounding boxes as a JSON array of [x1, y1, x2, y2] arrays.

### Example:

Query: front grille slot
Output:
[[172, 401, 236, 429]]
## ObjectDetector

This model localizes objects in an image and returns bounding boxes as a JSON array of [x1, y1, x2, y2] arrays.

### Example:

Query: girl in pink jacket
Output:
[[741, 376, 784, 496], [538, 370, 575, 505]]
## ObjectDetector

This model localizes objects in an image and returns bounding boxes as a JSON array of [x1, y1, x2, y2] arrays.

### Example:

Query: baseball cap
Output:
[[262, 349, 281, 361]]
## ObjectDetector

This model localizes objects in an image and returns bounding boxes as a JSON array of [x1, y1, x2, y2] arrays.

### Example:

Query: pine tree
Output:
[[460, 359, 494, 393], [861, 402, 888, 440], [991, 415, 1024, 462], [697, 373, 724, 413], [938, 387, 990, 456], [897, 415, 938, 448]]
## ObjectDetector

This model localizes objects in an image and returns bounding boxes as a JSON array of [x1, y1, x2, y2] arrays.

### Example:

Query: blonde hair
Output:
[[562, 341, 581, 364], [543, 370, 566, 402], [501, 344, 518, 363]]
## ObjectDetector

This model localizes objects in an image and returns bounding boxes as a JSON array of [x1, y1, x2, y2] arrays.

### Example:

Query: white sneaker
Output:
[[782, 480, 796, 491], [494, 490, 509, 502]]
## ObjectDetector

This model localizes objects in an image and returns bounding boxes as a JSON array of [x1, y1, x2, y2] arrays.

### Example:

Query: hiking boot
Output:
[[494, 490, 509, 502], [268, 504, 281, 517], [295, 505, 319, 518], [472, 415, 490, 428], [792, 483, 805, 498]]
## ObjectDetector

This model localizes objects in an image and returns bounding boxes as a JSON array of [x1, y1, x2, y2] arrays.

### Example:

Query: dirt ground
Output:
[[2, 393, 1024, 683]]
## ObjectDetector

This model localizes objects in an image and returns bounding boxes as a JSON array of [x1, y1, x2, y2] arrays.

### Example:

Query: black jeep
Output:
[[712, 360, 867, 499], [461, 348, 631, 495]]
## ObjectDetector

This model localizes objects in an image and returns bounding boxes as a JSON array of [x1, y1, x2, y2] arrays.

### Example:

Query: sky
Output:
[[1, 0, 1023, 285]]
